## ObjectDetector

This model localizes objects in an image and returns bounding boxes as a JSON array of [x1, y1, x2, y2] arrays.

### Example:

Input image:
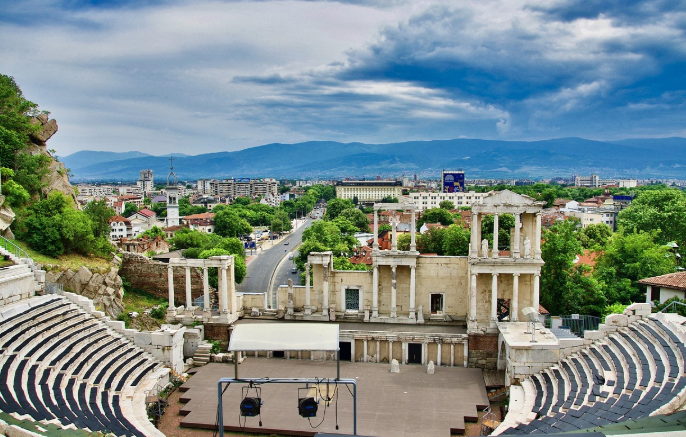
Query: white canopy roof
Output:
[[228, 323, 339, 351]]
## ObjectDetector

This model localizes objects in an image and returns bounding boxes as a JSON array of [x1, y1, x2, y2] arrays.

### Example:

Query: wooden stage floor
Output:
[[178, 359, 490, 437]]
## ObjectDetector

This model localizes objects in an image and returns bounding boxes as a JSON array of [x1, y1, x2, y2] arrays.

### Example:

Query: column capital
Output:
[[512, 272, 520, 277], [492, 272, 499, 277], [534, 272, 541, 277]]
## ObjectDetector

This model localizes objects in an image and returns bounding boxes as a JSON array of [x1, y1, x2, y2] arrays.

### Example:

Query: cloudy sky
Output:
[[2, 0, 685, 156]]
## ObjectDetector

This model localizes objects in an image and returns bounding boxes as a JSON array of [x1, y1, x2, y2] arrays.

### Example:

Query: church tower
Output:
[[166, 156, 180, 227]]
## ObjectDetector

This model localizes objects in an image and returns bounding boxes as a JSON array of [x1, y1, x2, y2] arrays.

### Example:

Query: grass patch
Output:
[[122, 287, 167, 315], [11, 239, 112, 271]]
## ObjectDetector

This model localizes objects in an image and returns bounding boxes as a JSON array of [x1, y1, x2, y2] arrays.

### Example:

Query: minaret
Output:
[[166, 156, 180, 227]]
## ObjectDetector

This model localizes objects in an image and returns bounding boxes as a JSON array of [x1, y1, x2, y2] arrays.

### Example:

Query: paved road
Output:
[[236, 218, 312, 302]]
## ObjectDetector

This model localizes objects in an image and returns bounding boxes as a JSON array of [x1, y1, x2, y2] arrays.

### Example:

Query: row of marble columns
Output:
[[357, 339, 467, 367], [167, 265, 236, 313], [470, 212, 542, 259], [469, 272, 540, 327]]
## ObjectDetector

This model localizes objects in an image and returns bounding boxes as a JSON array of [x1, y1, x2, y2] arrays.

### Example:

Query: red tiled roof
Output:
[[183, 212, 215, 220], [638, 272, 686, 292], [350, 246, 373, 265], [109, 215, 130, 223], [136, 208, 156, 218], [576, 250, 599, 268]]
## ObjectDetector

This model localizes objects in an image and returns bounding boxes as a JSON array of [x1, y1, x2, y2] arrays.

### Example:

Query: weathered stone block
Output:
[[605, 314, 629, 327]]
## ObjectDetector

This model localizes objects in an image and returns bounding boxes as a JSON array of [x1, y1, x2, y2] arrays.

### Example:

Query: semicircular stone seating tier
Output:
[[0, 295, 165, 437], [497, 316, 686, 435]]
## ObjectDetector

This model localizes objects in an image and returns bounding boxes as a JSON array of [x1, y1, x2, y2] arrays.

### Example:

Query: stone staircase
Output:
[[192, 341, 213, 366]]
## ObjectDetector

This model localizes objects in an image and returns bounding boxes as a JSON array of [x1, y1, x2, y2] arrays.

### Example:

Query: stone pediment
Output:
[[473, 189, 545, 213]]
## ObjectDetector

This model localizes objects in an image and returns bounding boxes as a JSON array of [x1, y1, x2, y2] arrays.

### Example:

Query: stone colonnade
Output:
[[469, 211, 542, 259], [167, 255, 237, 321], [238, 333, 469, 367], [468, 271, 541, 327]]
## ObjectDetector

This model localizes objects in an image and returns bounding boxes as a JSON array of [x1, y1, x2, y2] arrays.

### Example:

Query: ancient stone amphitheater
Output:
[[0, 247, 168, 437]]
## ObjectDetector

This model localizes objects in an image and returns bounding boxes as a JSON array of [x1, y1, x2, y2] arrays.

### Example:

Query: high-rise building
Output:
[[137, 169, 154, 192]]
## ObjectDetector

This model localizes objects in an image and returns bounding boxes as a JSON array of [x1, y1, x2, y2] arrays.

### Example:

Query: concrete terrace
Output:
[[178, 359, 490, 436]]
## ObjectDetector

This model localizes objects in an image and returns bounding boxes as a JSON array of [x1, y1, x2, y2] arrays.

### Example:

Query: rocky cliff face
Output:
[[46, 266, 124, 318], [28, 114, 77, 204]]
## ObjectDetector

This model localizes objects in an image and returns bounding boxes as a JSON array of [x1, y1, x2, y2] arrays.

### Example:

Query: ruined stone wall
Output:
[[46, 266, 124, 318], [468, 333, 498, 370], [119, 252, 214, 305]]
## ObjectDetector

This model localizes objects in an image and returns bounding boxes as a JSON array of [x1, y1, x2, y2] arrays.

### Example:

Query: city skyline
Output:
[[2, 0, 685, 156]]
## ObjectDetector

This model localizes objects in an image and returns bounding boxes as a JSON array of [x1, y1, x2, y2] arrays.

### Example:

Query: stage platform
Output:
[[178, 359, 489, 436]]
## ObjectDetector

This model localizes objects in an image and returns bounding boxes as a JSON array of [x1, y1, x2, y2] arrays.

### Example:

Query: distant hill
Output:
[[65, 137, 686, 181]]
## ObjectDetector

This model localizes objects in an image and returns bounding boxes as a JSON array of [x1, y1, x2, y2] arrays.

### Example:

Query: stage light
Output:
[[298, 397, 318, 418], [240, 397, 261, 417]]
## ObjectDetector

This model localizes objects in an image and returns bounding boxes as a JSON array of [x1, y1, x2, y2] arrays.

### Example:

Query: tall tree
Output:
[[83, 199, 115, 239], [214, 208, 252, 237], [325, 198, 355, 220], [617, 189, 686, 247], [338, 207, 370, 232]]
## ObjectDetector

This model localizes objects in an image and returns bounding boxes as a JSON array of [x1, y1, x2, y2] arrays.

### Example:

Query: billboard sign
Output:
[[442, 172, 465, 193], [235, 178, 251, 183]]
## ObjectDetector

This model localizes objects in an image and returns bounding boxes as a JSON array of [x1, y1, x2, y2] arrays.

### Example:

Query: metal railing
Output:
[[659, 301, 686, 314], [0, 235, 35, 270], [45, 282, 64, 295], [558, 315, 601, 336]]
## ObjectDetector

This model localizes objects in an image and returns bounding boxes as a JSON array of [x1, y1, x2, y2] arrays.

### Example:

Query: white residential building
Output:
[[404, 191, 486, 211]]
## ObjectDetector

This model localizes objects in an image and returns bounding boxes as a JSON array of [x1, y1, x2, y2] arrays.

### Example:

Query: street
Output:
[[236, 218, 312, 307]]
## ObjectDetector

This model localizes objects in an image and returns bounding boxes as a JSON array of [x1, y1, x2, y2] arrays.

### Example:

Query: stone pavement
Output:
[[178, 359, 489, 436]]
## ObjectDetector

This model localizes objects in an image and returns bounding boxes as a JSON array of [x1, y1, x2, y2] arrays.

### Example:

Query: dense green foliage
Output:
[[617, 189, 686, 248], [324, 198, 355, 220], [17, 192, 113, 257], [0, 75, 52, 211], [540, 219, 605, 316], [170, 228, 246, 284], [213, 206, 252, 238], [137, 225, 165, 240]]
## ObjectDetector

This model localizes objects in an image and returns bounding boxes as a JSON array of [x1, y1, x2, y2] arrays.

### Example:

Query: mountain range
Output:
[[62, 137, 686, 181]]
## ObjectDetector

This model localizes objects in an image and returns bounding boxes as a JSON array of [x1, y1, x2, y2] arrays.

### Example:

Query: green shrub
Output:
[[150, 304, 167, 320]]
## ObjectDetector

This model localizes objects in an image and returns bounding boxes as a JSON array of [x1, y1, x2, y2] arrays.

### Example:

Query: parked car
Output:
[[291, 267, 297, 274]]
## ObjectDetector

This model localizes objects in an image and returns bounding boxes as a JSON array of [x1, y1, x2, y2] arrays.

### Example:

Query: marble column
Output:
[[322, 265, 329, 317], [492, 213, 499, 258], [390, 265, 397, 318], [450, 343, 455, 367], [389, 341, 393, 363], [535, 213, 542, 259], [304, 262, 311, 315], [202, 267, 210, 311], [167, 266, 175, 308], [646, 285, 652, 304], [533, 273, 541, 313], [351, 339, 356, 362], [185, 267, 192, 308], [470, 211, 479, 257], [463, 342, 469, 367], [410, 209, 417, 251], [229, 260, 236, 314], [409, 265, 416, 320], [491, 273, 499, 328], [372, 264, 379, 318], [363, 339, 368, 363], [220, 267, 229, 313], [373, 209, 379, 250], [437, 342, 442, 366], [469, 273, 477, 328], [391, 214, 397, 251], [376, 340, 381, 363], [513, 213, 521, 258], [512, 273, 519, 322], [402, 341, 408, 364]]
